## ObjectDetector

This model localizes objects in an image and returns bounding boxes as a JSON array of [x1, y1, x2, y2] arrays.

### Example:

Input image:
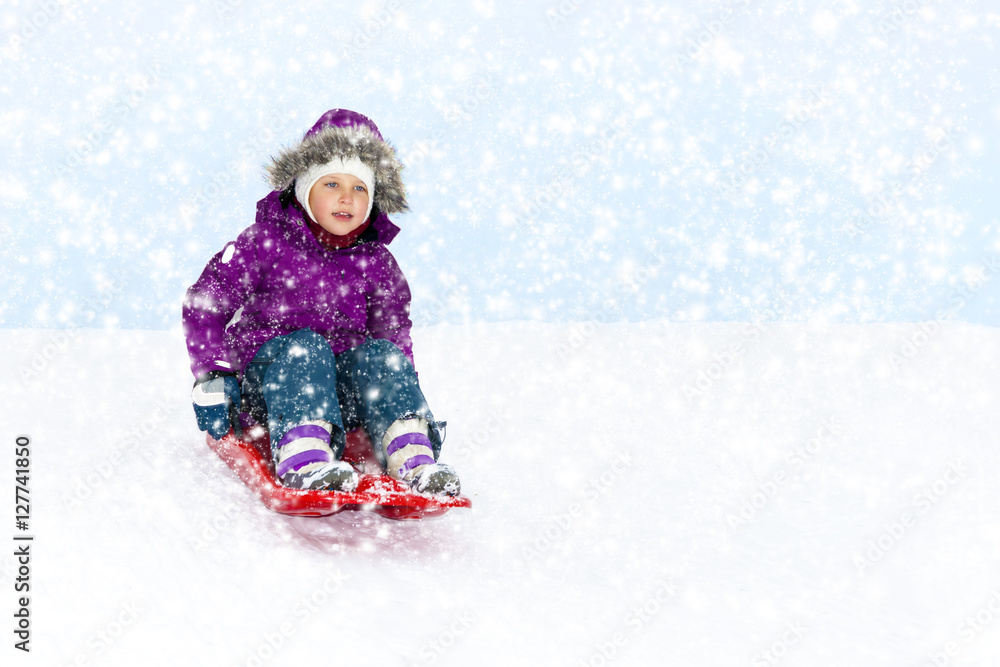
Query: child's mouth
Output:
[[333, 212, 352, 220]]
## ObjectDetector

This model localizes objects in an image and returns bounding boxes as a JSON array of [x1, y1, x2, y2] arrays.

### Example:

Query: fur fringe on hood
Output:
[[266, 115, 408, 215]]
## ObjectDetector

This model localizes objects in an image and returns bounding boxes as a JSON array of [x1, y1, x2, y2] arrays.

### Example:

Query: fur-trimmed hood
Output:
[[265, 109, 408, 215]]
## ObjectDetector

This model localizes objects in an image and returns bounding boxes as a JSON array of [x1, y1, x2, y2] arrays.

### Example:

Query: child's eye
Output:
[[354, 185, 366, 192], [324, 182, 338, 188]]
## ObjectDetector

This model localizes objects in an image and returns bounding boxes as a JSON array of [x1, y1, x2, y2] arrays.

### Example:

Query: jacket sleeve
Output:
[[366, 247, 416, 369], [182, 224, 262, 378]]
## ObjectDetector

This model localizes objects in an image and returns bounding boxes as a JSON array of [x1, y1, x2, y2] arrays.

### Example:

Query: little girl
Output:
[[182, 109, 459, 496]]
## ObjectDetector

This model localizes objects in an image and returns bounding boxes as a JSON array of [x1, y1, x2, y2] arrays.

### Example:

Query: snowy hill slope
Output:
[[2, 321, 999, 666]]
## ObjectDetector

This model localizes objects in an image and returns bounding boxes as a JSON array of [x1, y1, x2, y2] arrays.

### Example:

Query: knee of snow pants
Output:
[[334, 337, 442, 468], [244, 328, 347, 458], [242, 332, 443, 469]]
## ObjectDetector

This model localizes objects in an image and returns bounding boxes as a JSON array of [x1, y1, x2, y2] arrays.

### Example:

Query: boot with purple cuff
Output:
[[383, 417, 460, 496], [274, 420, 358, 492]]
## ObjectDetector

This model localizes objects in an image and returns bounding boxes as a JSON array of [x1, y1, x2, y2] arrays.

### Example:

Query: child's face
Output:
[[308, 173, 370, 235]]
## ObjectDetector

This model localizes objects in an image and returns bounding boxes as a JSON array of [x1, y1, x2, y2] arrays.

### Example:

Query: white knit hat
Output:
[[294, 156, 375, 225]]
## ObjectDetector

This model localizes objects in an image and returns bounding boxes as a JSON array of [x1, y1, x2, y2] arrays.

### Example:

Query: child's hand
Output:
[[192, 371, 242, 439]]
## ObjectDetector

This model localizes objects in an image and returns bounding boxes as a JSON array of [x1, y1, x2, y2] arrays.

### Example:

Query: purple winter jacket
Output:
[[182, 192, 414, 379]]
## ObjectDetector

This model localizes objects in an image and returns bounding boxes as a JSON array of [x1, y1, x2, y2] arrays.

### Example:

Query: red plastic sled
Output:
[[206, 426, 471, 520]]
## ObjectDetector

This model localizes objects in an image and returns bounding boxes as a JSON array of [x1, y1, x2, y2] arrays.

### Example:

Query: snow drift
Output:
[[1, 321, 998, 666]]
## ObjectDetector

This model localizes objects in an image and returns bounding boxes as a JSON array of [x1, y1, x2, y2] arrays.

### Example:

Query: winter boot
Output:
[[275, 420, 358, 492], [383, 417, 461, 496]]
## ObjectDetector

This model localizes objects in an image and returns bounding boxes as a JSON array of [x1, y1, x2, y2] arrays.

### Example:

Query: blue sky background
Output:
[[1, 0, 997, 329]]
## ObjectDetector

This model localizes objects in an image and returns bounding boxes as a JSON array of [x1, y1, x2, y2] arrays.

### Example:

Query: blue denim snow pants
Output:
[[241, 329, 442, 468]]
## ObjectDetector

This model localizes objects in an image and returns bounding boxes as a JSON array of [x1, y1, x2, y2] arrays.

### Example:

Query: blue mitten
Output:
[[192, 371, 242, 439]]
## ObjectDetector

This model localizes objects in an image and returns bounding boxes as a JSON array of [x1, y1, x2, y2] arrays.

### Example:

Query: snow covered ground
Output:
[[2, 321, 999, 666]]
